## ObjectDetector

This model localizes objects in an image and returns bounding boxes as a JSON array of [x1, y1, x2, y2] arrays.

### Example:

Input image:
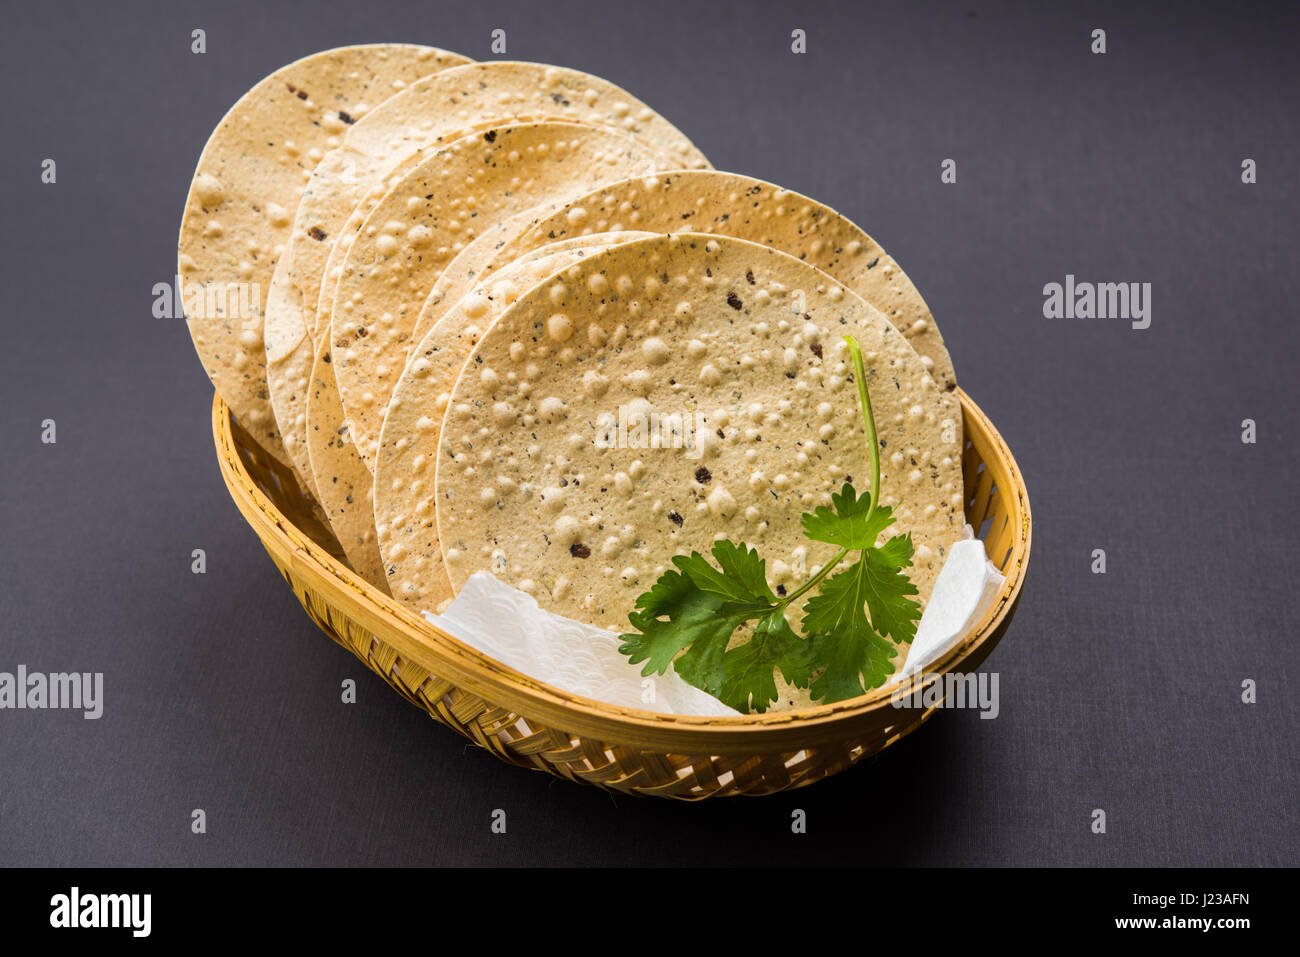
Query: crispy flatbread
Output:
[[179, 44, 468, 462], [432, 235, 965, 659], [413, 170, 957, 393], [329, 122, 686, 471], [303, 338, 387, 587], [279, 60, 710, 356], [375, 232, 656, 607]]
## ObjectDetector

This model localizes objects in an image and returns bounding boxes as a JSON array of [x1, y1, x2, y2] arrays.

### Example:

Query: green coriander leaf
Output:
[[717, 610, 814, 713], [805, 626, 896, 702], [672, 616, 738, 695], [801, 538, 920, 641], [859, 534, 921, 644], [618, 566, 739, 678], [873, 532, 916, 573], [801, 483, 896, 550], [802, 535, 921, 646], [678, 540, 778, 610], [801, 559, 899, 700], [801, 535, 921, 702]]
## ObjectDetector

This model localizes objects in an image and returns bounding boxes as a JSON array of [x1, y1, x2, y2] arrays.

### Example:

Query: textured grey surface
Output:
[[0, 0, 1296, 866]]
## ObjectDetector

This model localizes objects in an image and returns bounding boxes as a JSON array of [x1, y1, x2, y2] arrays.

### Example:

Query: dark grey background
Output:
[[1, 0, 1296, 867]]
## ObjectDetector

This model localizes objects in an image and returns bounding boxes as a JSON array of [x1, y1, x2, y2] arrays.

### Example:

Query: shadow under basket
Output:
[[213, 389, 1031, 799]]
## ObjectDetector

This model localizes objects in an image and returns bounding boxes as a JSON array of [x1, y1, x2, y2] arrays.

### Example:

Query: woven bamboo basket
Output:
[[212, 388, 1030, 798]]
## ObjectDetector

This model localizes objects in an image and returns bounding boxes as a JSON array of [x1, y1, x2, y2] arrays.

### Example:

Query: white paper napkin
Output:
[[887, 527, 1005, 685], [424, 573, 740, 716], [424, 528, 1005, 714]]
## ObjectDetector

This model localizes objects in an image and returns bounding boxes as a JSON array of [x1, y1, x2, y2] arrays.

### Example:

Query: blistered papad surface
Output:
[[179, 44, 467, 462], [376, 233, 655, 608], [415, 170, 958, 395], [280, 60, 710, 356], [432, 236, 965, 665], [331, 122, 684, 471]]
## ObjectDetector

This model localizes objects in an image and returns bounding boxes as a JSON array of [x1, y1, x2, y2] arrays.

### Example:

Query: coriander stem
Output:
[[843, 334, 881, 521], [780, 545, 850, 607], [778, 337, 879, 611]]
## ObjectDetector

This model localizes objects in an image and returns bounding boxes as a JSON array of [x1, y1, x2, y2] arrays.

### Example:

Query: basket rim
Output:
[[213, 387, 1031, 752]]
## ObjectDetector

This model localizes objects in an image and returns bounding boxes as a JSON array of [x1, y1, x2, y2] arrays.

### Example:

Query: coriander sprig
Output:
[[618, 335, 922, 713]]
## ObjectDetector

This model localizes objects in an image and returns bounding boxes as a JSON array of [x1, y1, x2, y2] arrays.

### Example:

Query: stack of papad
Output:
[[394, 234, 964, 621], [264, 59, 711, 503], [374, 231, 658, 606], [308, 225, 652, 583], [180, 47, 969, 707], [294, 121, 696, 575], [179, 44, 470, 463]]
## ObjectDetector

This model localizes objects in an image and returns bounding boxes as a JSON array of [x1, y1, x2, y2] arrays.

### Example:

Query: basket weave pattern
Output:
[[213, 389, 1030, 798]]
